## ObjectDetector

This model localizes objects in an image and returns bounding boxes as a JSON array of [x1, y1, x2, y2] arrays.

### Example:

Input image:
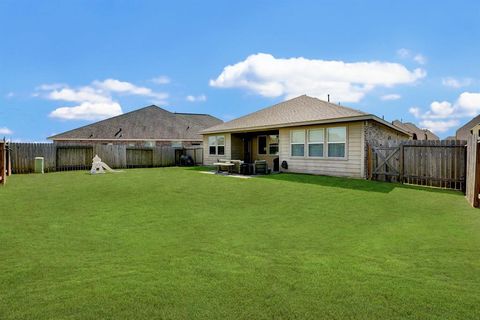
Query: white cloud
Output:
[[186, 94, 207, 102], [409, 91, 480, 133], [210, 53, 425, 103], [94, 79, 151, 95], [442, 77, 473, 88], [36, 83, 68, 91], [380, 94, 401, 101], [397, 48, 411, 59], [397, 48, 426, 65], [0, 127, 13, 135], [49, 102, 122, 121], [457, 92, 480, 116], [38, 78, 168, 120], [48, 87, 111, 103], [151, 76, 171, 85], [419, 120, 460, 133], [413, 54, 427, 65], [409, 107, 421, 118], [5, 92, 15, 98], [93, 79, 168, 101], [424, 101, 455, 119]]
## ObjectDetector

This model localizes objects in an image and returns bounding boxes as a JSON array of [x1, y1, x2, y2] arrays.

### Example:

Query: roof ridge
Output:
[[305, 95, 368, 115], [48, 104, 174, 139], [174, 112, 212, 116], [203, 95, 367, 133]]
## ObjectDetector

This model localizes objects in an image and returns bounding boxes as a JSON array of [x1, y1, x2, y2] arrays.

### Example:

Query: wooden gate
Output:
[[369, 140, 466, 190], [370, 142, 401, 182]]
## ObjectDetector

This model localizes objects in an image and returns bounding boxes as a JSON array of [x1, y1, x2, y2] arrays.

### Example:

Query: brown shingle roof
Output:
[[49, 105, 222, 141], [392, 120, 439, 140], [202, 95, 408, 135], [456, 115, 480, 140], [202, 95, 369, 133]]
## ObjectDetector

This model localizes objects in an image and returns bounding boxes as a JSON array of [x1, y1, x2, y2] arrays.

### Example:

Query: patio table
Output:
[[213, 162, 235, 174]]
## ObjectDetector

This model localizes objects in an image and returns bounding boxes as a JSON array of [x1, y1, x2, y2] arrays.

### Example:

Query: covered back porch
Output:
[[230, 130, 280, 173]]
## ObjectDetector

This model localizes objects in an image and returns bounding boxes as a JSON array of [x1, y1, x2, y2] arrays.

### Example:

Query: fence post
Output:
[[466, 135, 479, 207], [475, 139, 480, 208], [0, 140, 5, 185], [399, 143, 404, 184]]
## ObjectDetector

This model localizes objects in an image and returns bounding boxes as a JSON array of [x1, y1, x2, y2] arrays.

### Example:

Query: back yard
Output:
[[1, 167, 479, 319]]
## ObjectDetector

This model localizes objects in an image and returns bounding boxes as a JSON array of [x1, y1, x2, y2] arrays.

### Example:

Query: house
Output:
[[456, 115, 480, 140], [49, 105, 222, 147], [200, 95, 410, 178], [392, 120, 439, 140]]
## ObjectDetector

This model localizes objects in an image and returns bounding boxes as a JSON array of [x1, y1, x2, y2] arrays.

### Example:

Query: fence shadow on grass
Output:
[[260, 172, 461, 195]]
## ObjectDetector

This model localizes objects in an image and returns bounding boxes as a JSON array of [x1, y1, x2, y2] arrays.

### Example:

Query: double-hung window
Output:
[[308, 129, 324, 157], [268, 135, 279, 155], [208, 135, 225, 155], [327, 127, 346, 158], [291, 130, 305, 156]]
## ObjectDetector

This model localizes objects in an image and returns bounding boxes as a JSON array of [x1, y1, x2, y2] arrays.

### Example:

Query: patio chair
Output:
[[229, 160, 244, 173], [254, 160, 268, 175]]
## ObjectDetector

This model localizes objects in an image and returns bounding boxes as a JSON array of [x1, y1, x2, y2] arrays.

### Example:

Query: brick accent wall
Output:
[[363, 120, 409, 178]]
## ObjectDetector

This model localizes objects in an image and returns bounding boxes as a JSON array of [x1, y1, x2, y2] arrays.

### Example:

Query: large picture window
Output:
[[208, 135, 225, 155], [308, 129, 324, 157], [291, 130, 305, 156], [327, 127, 346, 158]]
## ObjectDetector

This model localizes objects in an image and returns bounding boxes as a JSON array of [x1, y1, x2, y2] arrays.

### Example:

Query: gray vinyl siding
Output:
[[278, 122, 364, 178]]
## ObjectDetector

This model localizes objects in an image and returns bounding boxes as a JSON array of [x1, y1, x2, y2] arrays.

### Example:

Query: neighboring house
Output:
[[392, 120, 439, 140], [200, 95, 410, 178], [456, 115, 480, 140], [445, 135, 456, 140], [49, 105, 222, 147]]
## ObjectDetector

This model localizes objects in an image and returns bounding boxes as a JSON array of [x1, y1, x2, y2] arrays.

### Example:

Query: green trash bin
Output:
[[34, 157, 44, 174]]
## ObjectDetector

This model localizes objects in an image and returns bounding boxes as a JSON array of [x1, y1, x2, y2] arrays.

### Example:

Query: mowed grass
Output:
[[1, 167, 480, 320]]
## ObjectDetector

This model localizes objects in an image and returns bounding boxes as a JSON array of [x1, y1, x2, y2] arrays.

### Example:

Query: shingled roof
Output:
[[201, 95, 407, 135], [49, 105, 222, 141], [456, 115, 480, 140], [392, 120, 439, 140]]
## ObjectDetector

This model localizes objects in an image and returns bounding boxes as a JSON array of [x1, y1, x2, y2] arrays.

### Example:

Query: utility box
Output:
[[34, 157, 44, 174]]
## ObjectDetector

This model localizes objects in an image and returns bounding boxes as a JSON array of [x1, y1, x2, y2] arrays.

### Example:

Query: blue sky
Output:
[[1, 0, 479, 141]]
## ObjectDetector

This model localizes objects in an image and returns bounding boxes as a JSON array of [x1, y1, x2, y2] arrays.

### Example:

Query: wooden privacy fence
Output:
[[368, 140, 466, 190], [9, 143, 203, 174], [465, 134, 480, 207], [176, 146, 204, 165]]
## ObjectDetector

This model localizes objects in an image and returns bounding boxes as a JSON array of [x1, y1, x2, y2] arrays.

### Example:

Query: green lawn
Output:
[[1, 168, 479, 319]]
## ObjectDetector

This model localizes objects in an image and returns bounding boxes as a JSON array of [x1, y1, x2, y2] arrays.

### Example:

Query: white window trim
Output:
[[290, 130, 306, 157], [268, 134, 279, 155], [326, 126, 347, 159], [208, 135, 225, 155], [307, 128, 325, 158], [288, 126, 348, 160]]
